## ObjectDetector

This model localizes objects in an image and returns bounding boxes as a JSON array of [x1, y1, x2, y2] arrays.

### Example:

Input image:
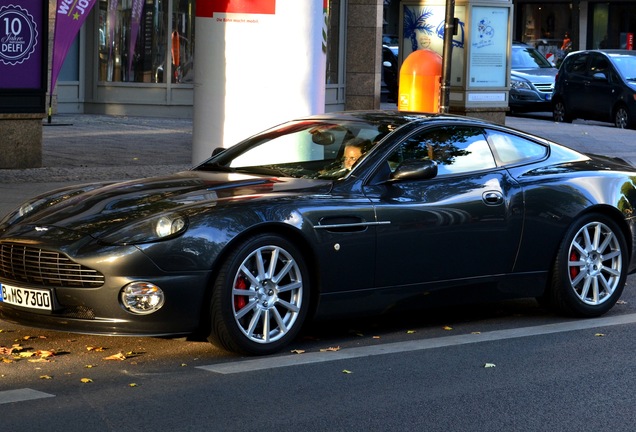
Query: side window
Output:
[[388, 126, 496, 177], [485, 129, 548, 166], [565, 53, 589, 76]]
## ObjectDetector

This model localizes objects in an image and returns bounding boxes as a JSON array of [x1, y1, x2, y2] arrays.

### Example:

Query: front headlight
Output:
[[510, 79, 532, 90], [99, 213, 189, 245]]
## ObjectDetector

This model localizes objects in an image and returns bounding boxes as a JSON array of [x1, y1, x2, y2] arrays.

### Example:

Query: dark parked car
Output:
[[2, 111, 636, 355], [509, 42, 558, 113], [553, 50, 636, 128]]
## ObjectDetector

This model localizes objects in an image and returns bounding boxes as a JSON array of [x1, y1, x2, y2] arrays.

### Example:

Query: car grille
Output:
[[534, 83, 554, 93], [0, 242, 105, 288]]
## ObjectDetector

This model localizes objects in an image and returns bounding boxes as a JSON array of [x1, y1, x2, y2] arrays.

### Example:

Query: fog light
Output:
[[121, 282, 165, 315]]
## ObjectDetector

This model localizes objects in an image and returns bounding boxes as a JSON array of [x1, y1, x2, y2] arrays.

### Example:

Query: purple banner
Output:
[[50, 0, 98, 93], [0, 1, 44, 89], [127, 0, 143, 80]]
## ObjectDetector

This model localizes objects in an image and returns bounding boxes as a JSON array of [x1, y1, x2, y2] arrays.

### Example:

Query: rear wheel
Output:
[[547, 214, 627, 317], [208, 234, 310, 355], [614, 105, 632, 129], [553, 99, 572, 123]]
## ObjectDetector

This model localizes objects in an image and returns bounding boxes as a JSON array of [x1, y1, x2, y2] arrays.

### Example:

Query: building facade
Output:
[[49, 0, 636, 118]]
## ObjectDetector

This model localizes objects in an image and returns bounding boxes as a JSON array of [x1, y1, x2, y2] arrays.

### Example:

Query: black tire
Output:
[[553, 99, 572, 123], [547, 214, 627, 317], [208, 234, 310, 355], [614, 105, 632, 129]]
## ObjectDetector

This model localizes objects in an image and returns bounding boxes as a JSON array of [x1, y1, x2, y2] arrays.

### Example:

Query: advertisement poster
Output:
[[400, 3, 466, 87], [468, 6, 509, 88], [0, 1, 43, 89]]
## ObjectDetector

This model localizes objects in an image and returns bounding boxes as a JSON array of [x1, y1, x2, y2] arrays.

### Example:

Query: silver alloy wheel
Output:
[[231, 244, 303, 344], [615, 107, 628, 129], [553, 101, 567, 123], [567, 221, 622, 305]]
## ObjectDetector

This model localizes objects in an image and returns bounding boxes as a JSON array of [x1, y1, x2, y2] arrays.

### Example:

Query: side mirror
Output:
[[211, 147, 226, 157], [391, 159, 438, 181], [592, 72, 608, 81]]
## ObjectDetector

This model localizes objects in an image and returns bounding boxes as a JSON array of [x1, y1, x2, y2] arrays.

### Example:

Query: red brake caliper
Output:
[[569, 250, 580, 280], [234, 275, 248, 310]]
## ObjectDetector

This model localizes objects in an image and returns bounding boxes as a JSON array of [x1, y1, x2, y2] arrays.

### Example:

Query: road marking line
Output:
[[0, 389, 55, 405], [198, 313, 636, 374]]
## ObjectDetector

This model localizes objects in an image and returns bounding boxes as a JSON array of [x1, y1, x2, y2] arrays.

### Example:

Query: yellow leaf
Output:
[[372, 336, 381, 339], [180, 363, 187, 367], [320, 346, 341, 352], [80, 378, 93, 383], [129, 383, 138, 387], [28, 358, 50, 363], [36, 350, 55, 358], [406, 330, 416, 334], [2, 358, 14, 363], [443, 326, 453, 331], [103, 352, 127, 361], [18, 351, 36, 358], [342, 369, 353, 374], [484, 363, 496, 368], [85, 364, 96, 368], [39, 375, 53, 380], [595, 333, 605, 337], [290, 349, 305, 354], [87, 346, 105, 352]]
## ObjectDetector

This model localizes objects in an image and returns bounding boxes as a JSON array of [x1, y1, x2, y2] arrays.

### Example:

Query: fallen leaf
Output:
[[342, 369, 353, 374], [406, 330, 416, 334], [103, 352, 127, 361], [28, 358, 50, 363], [180, 363, 187, 367], [595, 333, 605, 337], [320, 346, 341, 352], [80, 378, 93, 383], [36, 350, 55, 358], [372, 336, 381, 339], [290, 349, 305, 354], [443, 326, 453, 331], [39, 375, 53, 380], [471, 332, 482, 335], [2, 358, 14, 363], [0, 347, 14, 355], [85, 364, 96, 368], [129, 383, 138, 387], [616, 300, 628, 305], [18, 351, 36, 358], [484, 363, 496, 368]]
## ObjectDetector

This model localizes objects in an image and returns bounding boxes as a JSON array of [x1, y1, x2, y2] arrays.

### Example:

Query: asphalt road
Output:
[[3, 113, 636, 431]]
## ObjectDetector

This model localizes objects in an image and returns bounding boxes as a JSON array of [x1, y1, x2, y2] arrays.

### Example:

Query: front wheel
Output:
[[547, 214, 627, 317], [614, 105, 632, 129], [209, 234, 310, 355]]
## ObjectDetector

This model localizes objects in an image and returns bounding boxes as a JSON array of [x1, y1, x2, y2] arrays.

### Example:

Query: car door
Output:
[[586, 53, 620, 121], [365, 125, 524, 289], [562, 52, 591, 116]]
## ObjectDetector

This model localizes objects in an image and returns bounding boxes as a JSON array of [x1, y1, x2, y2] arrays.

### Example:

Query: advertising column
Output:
[[0, 0, 48, 168], [192, 0, 327, 164]]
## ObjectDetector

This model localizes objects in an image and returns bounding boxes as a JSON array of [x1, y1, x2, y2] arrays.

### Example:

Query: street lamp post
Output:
[[439, 0, 455, 113]]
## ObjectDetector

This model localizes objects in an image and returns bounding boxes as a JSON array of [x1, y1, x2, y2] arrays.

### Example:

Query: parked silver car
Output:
[[509, 42, 558, 113]]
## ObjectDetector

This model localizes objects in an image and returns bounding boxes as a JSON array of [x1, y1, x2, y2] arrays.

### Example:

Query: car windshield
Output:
[[609, 53, 636, 80], [196, 118, 399, 180], [512, 46, 553, 69]]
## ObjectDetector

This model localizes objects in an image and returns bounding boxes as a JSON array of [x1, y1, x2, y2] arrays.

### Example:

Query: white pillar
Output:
[[192, 0, 327, 164]]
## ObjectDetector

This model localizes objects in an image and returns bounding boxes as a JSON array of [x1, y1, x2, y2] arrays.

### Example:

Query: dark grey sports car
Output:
[[1, 111, 636, 355]]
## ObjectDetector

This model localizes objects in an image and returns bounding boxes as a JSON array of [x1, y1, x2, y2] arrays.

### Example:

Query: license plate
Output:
[[0, 283, 52, 311]]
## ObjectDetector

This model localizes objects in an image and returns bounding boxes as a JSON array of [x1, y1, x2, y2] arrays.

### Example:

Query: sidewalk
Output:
[[1, 109, 635, 217]]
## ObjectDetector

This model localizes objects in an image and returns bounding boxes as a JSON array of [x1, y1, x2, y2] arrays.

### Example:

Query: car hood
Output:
[[511, 68, 558, 81], [6, 171, 331, 238]]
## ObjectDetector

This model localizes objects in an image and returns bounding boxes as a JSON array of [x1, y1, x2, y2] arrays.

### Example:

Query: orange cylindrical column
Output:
[[398, 49, 443, 113]]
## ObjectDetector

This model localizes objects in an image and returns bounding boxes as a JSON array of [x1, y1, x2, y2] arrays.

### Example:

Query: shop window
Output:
[[98, 0, 194, 84]]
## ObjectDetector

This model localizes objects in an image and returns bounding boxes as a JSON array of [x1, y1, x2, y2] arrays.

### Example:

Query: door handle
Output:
[[482, 191, 504, 205]]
